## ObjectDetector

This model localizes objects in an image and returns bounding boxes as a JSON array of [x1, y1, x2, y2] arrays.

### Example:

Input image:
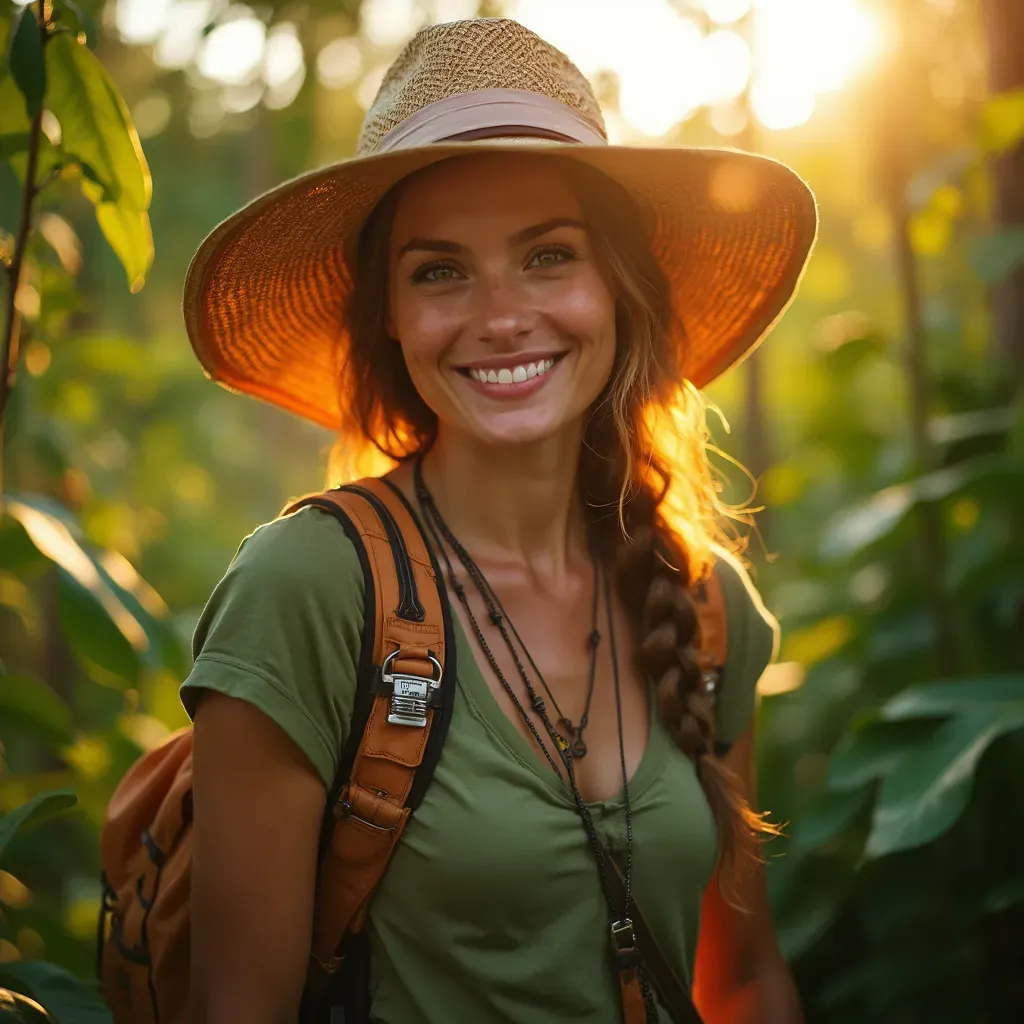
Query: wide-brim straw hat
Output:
[[184, 17, 817, 432]]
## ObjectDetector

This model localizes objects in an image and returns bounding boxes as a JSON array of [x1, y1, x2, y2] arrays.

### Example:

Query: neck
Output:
[[419, 425, 588, 583]]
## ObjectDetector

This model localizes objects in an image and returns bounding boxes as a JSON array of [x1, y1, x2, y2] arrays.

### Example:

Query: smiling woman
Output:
[[105, 15, 814, 1024]]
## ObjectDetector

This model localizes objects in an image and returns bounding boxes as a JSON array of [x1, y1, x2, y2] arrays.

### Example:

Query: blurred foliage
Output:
[[0, 0, 1022, 1022]]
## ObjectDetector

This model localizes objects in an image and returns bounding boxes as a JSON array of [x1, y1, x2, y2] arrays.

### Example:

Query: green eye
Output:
[[528, 245, 575, 269], [412, 263, 460, 284]]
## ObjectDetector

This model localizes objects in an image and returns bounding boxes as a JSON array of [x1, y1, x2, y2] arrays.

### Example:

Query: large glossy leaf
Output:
[[57, 571, 139, 682], [865, 704, 1024, 858], [0, 790, 77, 858], [880, 675, 1024, 721], [8, 5, 45, 117], [44, 33, 148, 208], [0, 961, 110, 1024], [44, 32, 152, 289], [82, 176, 154, 294], [792, 786, 872, 852], [4, 494, 185, 680], [827, 717, 939, 792], [820, 455, 1024, 561], [0, 675, 74, 747]]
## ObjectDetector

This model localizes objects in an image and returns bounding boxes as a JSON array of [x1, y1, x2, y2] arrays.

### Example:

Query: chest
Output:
[[367, 656, 717, 995], [445, 567, 651, 804]]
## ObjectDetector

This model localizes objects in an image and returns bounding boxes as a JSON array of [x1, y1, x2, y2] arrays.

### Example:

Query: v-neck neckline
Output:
[[449, 609, 668, 812]]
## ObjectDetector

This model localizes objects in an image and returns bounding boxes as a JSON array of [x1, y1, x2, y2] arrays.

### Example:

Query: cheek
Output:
[[390, 290, 457, 367], [550, 275, 617, 357]]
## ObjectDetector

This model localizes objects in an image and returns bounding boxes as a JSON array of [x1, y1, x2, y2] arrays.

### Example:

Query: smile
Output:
[[465, 358, 556, 385]]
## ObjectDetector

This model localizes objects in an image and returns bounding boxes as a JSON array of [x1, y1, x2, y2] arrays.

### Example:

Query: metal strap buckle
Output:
[[610, 917, 636, 952], [381, 649, 443, 727]]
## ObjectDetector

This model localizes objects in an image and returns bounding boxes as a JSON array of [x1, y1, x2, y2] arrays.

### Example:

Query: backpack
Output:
[[97, 476, 728, 1024]]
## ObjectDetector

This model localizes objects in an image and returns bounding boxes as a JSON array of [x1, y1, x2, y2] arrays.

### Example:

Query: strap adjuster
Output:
[[610, 917, 639, 966], [381, 649, 443, 727]]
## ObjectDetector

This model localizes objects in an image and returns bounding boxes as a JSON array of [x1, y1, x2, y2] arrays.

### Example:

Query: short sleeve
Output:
[[180, 506, 366, 787], [712, 549, 779, 745]]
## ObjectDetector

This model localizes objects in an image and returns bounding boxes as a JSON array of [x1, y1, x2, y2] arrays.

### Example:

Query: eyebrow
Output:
[[397, 216, 587, 258]]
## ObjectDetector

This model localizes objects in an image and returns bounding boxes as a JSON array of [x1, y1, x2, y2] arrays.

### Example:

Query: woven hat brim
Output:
[[183, 142, 817, 431]]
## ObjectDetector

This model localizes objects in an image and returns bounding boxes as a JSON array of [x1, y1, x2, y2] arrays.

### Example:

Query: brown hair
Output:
[[334, 155, 776, 887]]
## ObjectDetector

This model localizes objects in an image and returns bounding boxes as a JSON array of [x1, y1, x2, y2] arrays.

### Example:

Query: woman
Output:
[[181, 17, 815, 1024]]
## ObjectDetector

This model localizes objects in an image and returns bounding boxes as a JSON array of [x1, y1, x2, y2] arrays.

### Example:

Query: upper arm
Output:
[[191, 691, 326, 1024], [182, 508, 367, 1022]]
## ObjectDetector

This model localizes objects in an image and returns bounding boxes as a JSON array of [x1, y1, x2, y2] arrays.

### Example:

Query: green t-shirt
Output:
[[181, 506, 778, 1024]]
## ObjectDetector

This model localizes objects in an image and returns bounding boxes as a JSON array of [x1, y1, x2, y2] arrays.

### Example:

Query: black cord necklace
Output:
[[412, 456, 655, 1016], [464, 542, 602, 760]]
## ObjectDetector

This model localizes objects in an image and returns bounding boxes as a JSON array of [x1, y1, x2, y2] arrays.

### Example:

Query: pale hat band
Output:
[[373, 88, 608, 153]]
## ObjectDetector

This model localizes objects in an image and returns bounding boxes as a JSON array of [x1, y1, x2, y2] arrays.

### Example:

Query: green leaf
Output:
[[8, 6, 45, 118], [53, 0, 99, 49], [970, 228, 1024, 285], [980, 86, 1024, 155], [4, 494, 185, 678], [0, 68, 31, 135], [792, 786, 872, 852], [82, 176, 154, 293], [0, 790, 77, 858], [0, 961, 111, 1024], [45, 32, 150, 209], [0, 988, 56, 1023], [0, 675, 74, 746], [820, 455, 1024, 561], [880, 675, 1024, 721], [827, 717, 938, 792], [57, 571, 140, 683], [865, 705, 1024, 858], [927, 405, 1017, 447]]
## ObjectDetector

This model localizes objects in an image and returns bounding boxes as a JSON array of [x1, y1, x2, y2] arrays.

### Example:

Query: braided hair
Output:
[[338, 155, 776, 890]]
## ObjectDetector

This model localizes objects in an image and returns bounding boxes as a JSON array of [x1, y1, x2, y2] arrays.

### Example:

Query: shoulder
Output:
[[708, 546, 779, 743], [710, 545, 779, 663], [231, 503, 366, 587]]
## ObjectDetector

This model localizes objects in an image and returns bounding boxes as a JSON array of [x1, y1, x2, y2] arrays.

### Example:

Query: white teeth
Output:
[[468, 358, 557, 385]]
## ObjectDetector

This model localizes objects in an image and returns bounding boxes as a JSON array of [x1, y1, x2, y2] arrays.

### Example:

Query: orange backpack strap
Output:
[[283, 477, 455, 1018], [693, 565, 730, 755]]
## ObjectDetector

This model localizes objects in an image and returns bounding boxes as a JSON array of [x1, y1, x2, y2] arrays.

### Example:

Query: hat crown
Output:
[[357, 18, 606, 157]]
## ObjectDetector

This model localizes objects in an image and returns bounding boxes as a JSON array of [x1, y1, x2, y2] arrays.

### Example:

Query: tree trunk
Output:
[[980, 0, 1024, 388]]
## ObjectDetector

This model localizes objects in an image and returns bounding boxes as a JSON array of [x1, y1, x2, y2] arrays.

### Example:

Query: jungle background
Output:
[[0, 0, 1022, 1021]]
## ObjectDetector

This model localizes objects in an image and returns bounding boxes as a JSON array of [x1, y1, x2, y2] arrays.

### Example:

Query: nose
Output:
[[474, 271, 534, 347]]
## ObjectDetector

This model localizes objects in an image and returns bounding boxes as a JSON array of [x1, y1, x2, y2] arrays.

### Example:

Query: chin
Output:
[[463, 409, 574, 448]]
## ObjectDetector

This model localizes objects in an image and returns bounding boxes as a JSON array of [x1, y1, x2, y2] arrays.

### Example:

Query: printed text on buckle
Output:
[[380, 649, 443, 727]]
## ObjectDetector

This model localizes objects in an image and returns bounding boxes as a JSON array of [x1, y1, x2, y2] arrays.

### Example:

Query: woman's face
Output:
[[387, 154, 617, 449]]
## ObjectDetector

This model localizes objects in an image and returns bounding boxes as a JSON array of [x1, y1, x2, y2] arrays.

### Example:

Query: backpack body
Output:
[[97, 478, 727, 1023]]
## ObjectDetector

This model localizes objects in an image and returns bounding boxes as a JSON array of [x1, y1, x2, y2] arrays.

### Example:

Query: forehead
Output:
[[390, 153, 582, 241]]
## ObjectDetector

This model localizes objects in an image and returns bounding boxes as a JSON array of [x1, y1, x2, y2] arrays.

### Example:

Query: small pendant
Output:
[[571, 735, 588, 759]]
